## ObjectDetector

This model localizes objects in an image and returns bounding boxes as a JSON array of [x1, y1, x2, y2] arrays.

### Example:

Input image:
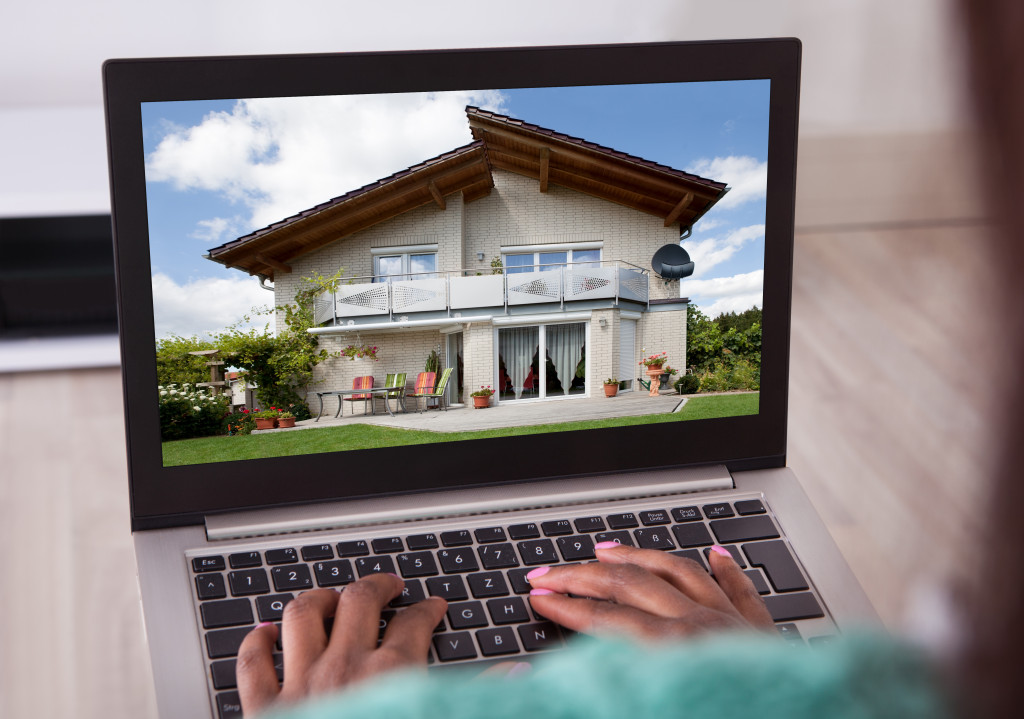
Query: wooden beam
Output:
[[254, 254, 292, 274], [664, 192, 694, 227], [427, 180, 446, 210], [538, 147, 550, 193]]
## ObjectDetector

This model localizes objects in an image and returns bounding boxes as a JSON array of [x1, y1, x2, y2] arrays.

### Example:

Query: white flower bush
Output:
[[158, 383, 230, 441]]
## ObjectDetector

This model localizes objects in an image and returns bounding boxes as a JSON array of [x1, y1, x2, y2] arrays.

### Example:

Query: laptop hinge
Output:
[[204, 464, 734, 541]]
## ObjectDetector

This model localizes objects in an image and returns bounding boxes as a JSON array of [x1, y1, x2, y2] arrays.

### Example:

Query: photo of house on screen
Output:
[[204, 107, 726, 410]]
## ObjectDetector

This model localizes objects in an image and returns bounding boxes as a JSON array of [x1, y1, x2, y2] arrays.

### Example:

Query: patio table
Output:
[[315, 386, 405, 420]]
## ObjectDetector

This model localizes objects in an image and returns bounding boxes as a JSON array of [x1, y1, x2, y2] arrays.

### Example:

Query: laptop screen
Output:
[[105, 42, 800, 528]]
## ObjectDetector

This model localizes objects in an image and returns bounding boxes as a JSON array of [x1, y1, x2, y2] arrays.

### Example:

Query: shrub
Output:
[[697, 358, 760, 393], [674, 373, 700, 394], [158, 384, 230, 441]]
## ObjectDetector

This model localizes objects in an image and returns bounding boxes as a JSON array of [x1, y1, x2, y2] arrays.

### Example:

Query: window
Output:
[[497, 322, 588, 401], [372, 249, 438, 281], [503, 247, 601, 274]]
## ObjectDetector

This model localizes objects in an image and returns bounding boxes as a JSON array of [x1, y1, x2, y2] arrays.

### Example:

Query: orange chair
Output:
[[342, 375, 374, 415], [405, 371, 436, 412]]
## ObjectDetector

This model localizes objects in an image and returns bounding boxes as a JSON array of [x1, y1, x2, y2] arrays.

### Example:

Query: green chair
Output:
[[414, 367, 452, 412], [378, 372, 407, 413]]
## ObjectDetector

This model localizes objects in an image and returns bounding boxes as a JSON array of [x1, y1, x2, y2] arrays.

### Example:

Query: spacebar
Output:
[[762, 592, 824, 622]]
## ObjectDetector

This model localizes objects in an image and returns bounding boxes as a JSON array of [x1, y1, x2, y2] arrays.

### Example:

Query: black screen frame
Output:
[[104, 40, 801, 531]]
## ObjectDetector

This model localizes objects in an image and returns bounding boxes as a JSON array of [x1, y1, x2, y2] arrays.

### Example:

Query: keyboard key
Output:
[[745, 569, 771, 595], [397, 551, 439, 578], [776, 623, 803, 641], [710, 516, 780, 544], [476, 627, 520, 656], [272, 565, 313, 591], [606, 513, 639, 529], [508, 523, 540, 540], [433, 632, 477, 661], [634, 528, 675, 550], [593, 530, 634, 547], [211, 658, 238, 690], [228, 569, 270, 596], [518, 539, 559, 565], [507, 568, 533, 594], [228, 552, 262, 569], [201, 598, 253, 629], [390, 579, 426, 607], [743, 540, 808, 592], [371, 537, 404, 554], [215, 691, 242, 718], [574, 516, 606, 533], [468, 571, 510, 598], [192, 555, 225, 573], [763, 592, 824, 622], [474, 527, 507, 543], [671, 549, 707, 570], [336, 540, 369, 557], [355, 555, 397, 577], [671, 506, 702, 523], [639, 509, 671, 525], [196, 573, 227, 600], [265, 548, 298, 565], [440, 530, 473, 547], [518, 622, 563, 651], [702, 503, 734, 519], [406, 533, 439, 550], [255, 594, 294, 622], [557, 535, 596, 561], [703, 545, 747, 568], [426, 575, 469, 601], [447, 601, 489, 629], [478, 543, 519, 570], [300, 544, 334, 561], [438, 548, 479, 573], [313, 560, 354, 587], [487, 596, 531, 624], [671, 523, 713, 548], [735, 499, 766, 515], [206, 626, 254, 658], [541, 520, 573, 536]]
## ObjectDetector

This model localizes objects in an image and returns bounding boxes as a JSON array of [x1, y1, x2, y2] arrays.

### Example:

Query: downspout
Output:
[[258, 275, 274, 292]]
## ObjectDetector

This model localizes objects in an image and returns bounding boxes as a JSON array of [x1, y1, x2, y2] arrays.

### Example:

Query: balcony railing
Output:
[[314, 260, 649, 324]]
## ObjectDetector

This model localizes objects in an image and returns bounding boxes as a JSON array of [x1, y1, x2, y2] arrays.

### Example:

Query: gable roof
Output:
[[207, 109, 726, 281]]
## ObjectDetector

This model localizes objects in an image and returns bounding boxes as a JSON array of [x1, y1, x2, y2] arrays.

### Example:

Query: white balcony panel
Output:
[[336, 282, 389, 317], [313, 295, 335, 325], [565, 266, 616, 301], [450, 274, 504, 309], [507, 270, 561, 306], [618, 268, 649, 303], [391, 279, 447, 313]]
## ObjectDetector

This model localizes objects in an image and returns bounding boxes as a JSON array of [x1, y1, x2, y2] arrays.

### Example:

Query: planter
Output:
[[646, 366, 665, 397], [603, 383, 619, 397], [472, 395, 491, 409], [254, 418, 277, 430], [277, 417, 296, 428], [659, 372, 672, 390]]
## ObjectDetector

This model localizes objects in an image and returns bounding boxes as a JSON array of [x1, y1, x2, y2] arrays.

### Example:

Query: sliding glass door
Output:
[[497, 322, 587, 401]]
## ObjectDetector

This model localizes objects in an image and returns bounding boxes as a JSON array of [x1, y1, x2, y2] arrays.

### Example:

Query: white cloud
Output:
[[146, 90, 508, 235], [687, 155, 767, 209], [686, 224, 764, 278], [152, 272, 274, 339], [684, 269, 764, 318], [190, 216, 239, 242]]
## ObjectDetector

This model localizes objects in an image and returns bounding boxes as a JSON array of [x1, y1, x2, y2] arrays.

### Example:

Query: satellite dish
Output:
[[651, 244, 694, 279]]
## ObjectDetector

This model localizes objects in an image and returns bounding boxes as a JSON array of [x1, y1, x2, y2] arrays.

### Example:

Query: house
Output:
[[205, 107, 726, 409]]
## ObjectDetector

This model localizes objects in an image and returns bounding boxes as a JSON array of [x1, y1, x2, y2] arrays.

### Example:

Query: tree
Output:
[[155, 335, 217, 386], [686, 304, 723, 373]]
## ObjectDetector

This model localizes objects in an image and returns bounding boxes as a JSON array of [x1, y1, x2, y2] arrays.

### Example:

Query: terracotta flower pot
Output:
[[646, 366, 664, 397], [604, 383, 619, 397], [277, 417, 296, 428], [255, 418, 276, 430], [473, 395, 491, 409]]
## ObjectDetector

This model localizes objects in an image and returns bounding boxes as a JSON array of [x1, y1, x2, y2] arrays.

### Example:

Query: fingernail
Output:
[[594, 541, 624, 550], [530, 588, 555, 596], [526, 566, 550, 581], [507, 662, 532, 678], [710, 545, 732, 558], [257, 621, 274, 628]]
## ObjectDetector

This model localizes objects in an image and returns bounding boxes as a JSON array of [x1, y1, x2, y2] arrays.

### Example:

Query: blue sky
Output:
[[142, 80, 769, 339]]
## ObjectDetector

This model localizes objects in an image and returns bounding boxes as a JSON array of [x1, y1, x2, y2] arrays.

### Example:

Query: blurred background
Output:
[[0, 1, 996, 716]]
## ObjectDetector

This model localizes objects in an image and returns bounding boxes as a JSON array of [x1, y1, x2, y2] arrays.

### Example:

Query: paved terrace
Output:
[[260, 390, 689, 435]]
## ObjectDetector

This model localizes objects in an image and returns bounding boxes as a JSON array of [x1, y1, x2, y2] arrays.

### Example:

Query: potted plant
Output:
[[341, 344, 379, 361], [639, 351, 668, 396], [253, 409, 279, 430], [661, 365, 679, 390], [277, 410, 296, 428], [603, 378, 619, 397], [470, 385, 494, 409]]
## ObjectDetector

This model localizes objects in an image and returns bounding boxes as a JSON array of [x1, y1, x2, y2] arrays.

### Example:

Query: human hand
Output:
[[526, 543, 773, 639], [236, 574, 447, 716]]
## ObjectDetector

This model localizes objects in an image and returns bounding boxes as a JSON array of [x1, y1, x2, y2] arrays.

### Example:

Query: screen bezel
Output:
[[104, 40, 801, 531]]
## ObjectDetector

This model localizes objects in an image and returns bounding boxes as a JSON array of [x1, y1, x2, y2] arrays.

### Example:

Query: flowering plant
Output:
[[470, 385, 495, 397], [278, 411, 295, 419], [604, 377, 619, 385], [640, 351, 668, 368], [341, 344, 379, 361], [663, 365, 679, 376], [253, 409, 281, 420], [157, 383, 230, 441]]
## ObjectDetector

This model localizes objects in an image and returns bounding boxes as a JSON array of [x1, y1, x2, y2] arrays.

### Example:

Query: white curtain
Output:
[[499, 327, 537, 400], [547, 323, 586, 396]]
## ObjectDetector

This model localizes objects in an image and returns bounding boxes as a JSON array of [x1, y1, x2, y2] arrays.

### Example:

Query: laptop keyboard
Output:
[[189, 494, 829, 718]]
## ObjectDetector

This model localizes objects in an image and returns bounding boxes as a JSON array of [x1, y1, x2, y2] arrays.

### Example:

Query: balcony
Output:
[[313, 261, 649, 324]]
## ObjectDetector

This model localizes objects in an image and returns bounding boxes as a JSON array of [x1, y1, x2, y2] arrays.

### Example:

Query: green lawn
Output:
[[162, 392, 759, 467]]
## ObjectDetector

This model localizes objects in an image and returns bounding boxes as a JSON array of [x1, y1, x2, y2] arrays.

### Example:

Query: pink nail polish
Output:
[[594, 541, 623, 550], [530, 588, 555, 596], [526, 566, 550, 581], [257, 621, 274, 628], [710, 545, 732, 558]]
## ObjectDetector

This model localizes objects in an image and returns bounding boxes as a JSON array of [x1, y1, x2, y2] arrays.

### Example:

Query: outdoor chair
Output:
[[406, 371, 436, 413], [414, 367, 452, 412], [376, 372, 407, 413], [342, 375, 374, 415]]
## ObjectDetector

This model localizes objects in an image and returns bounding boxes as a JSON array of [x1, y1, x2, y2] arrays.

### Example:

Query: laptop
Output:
[[103, 39, 876, 718]]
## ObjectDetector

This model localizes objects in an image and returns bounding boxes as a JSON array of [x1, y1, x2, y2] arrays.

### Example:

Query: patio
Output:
[[256, 390, 688, 435]]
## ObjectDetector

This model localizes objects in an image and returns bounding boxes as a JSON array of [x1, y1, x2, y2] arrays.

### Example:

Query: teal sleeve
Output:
[[265, 633, 950, 719]]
